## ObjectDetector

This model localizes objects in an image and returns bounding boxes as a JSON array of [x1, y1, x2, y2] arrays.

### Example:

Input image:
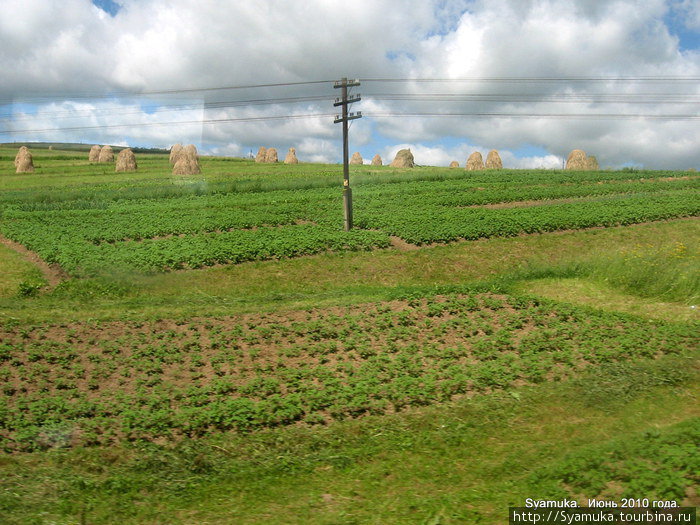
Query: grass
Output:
[[518, 278, 698, 322], [0, 243, 45, 299]]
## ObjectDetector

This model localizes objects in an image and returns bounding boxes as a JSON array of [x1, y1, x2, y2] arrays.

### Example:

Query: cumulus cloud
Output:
[[1, 0, 699, 168]]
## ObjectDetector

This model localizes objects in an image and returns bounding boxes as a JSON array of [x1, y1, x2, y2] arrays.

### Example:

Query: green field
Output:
[[0, 147, 697, 524]]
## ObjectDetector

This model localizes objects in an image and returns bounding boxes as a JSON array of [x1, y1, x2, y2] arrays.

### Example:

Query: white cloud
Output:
[[379, 142, 564, 169], [675, 0, 700, 30], [2, 0, 700, 168]]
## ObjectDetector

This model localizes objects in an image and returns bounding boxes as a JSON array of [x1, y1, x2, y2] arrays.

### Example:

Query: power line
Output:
[[367, 112, 700, 120], [4, 76, 698, 104], [366, 93, 700, 104], [4, 91, 697, 124], [362, 76, 700, 83], [0, 95, 334, 121], [0, 113, 336, 135], [0, 79, 335, 104]]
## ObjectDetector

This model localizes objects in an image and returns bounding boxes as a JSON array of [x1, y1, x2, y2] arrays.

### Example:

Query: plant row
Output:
[[0, 293, 696, 451]]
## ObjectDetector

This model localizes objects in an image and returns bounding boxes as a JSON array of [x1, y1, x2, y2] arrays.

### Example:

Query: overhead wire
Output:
[[2, 76, 699, 135]]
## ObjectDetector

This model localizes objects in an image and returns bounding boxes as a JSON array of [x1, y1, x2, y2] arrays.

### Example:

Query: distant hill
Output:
[[0, 142, 169, 154]]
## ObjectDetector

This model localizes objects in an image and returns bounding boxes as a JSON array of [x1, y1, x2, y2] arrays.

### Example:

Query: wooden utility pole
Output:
[[334, 78, 362, 231]]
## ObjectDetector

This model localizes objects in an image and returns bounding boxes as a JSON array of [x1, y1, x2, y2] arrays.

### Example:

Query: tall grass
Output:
[[587, 241, 699, 304]]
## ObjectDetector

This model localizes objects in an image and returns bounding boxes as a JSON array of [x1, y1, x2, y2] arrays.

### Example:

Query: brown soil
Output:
[[389, 236, 420, 251]]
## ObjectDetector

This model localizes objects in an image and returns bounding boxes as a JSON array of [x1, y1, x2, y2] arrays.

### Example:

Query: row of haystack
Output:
[[566, 149, 599, 170], [170, 143, 201, 175], [89, 144, 114, 163], [349, 149, 416, 168], [88, 145, 137, 172], [255, 147, 299, 164], [455, 150, 503, 170]]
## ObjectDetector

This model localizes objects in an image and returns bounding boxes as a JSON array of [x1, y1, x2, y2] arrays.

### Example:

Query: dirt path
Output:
[[0, 235, 68, 287]]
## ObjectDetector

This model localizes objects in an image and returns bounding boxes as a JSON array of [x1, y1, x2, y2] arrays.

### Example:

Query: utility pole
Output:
[[334, 78, 361, 231]]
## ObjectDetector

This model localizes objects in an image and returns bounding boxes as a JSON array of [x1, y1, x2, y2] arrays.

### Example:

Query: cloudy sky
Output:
[[1, 0, 699, 168]]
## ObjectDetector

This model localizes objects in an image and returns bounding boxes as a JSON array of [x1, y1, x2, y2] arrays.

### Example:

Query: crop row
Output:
[[0, 293, 696, 451], [355, 190, 699, 244], [0, 169, 696, 276]]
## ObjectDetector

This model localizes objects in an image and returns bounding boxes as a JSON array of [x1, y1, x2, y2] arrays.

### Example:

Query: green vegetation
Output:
[[0, 355, 696, 524], [0, 146, 697, 523], [1, 147, 697, 276], [0, 243, 46, 298], [1, 292, 695, 452]]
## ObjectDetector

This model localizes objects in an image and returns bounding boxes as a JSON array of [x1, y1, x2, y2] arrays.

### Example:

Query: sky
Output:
[[1, 0, 699, 169]]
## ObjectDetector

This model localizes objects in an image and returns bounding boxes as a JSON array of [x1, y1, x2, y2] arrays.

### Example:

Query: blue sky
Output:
[[92, 0, 121, 16], [3, 0, 699, 169]]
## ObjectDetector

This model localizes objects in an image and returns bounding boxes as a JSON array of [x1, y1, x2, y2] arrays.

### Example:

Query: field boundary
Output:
[[0, 234, 67, 287]]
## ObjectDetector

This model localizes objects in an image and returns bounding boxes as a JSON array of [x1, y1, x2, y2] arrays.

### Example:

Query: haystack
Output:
[[98, 145, 114, 163], [88, 145, 101, 162], [255, 146, 267, 163], [172, 153, 201, 175], [169, 143, 183, 165], [14, 146, 29, 167], [390, 148, 414, 168], [183, 144, 198, 158], [115, 148, 137, 172], [48, 146, 54, 151], [350, 152, 363, 165], [284, 147, 299, 164], [265, 147, 278, 163], [586, 155, 599, 170], [466, 151, 484, 170], [449, 161, 459, 168], [15, 147, 34, 173], [371, 154, 383, 166], [485, 150, 503, 169], [565, 149, 588, 170]]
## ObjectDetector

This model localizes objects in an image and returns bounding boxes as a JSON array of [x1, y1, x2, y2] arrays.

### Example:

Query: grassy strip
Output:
[[0, 244, 46, 299], [519, 278, 698, 322], [0, 354, 696, 524], [0, 218, 695, 323]]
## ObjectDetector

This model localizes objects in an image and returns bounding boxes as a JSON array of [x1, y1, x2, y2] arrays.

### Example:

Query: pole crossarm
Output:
[[334, 94, 361, 106], [333, 111, 362, 123]]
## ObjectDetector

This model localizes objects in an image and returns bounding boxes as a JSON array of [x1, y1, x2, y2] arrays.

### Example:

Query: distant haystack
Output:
[[98, 145, 114, 163], [15, 147, 34, 173], [265, 147, 278, 163], [390, 148, 414, 168], [466, 151, 484, 171], [485, 150, 503, 169], [169, 143, 183, 165], [255, 147, 267, 163], [115, 148, 137, 172], [350, 152, 363, 165], [371, 154, 383, 166], [48, 146, 54, 151], [586, 155, 599, 171], [449, 161, 459, 168], [566, 149, 588, 170], [88, 145, 101, 162], [284, 147, 299, 164]]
